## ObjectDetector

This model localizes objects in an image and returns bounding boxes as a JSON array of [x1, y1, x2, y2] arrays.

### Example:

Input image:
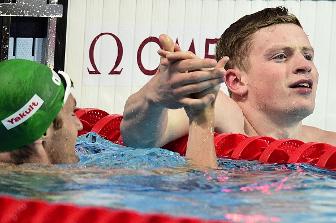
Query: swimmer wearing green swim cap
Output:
[[0, 59, 83, 164]]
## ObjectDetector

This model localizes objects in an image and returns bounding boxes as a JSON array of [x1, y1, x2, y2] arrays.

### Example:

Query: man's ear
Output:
[[224, 68, 248, 98]]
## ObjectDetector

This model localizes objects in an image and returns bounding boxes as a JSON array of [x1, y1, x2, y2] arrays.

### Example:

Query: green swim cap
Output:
[[0, 59, 70, 151]]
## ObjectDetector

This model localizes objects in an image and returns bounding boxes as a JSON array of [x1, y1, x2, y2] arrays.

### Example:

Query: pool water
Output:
[[0, 133, 336, 223]]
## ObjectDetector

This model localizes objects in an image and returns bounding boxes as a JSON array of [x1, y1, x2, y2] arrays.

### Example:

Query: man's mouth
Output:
[[289, 79, 313, 89]]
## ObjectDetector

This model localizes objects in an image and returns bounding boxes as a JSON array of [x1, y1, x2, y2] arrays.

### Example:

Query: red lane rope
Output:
[[0, 196, 226, 223], [164, 133, 336, 170], [91, 114, 123, 143], [75, 108, 336, 171], [75, 108, 109, 136]]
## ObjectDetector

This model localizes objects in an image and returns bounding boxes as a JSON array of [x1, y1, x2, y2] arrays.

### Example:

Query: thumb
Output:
[[216, 56, 229, 69], [159, 34, 174, 52]]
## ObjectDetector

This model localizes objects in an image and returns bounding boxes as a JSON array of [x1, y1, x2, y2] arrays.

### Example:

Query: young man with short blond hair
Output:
[[121, 7, 336, 167]]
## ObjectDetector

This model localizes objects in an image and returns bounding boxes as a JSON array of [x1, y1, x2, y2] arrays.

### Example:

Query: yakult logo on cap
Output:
[[1, 94, 44, 130]]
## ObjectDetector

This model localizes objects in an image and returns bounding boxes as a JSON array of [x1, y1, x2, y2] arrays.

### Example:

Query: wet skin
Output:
[[43, 94, 83, 164]]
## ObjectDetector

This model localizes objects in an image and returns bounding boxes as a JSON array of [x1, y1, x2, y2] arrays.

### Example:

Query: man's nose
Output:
[[76, 117, 83, 131], [293, 54, 312, 75]]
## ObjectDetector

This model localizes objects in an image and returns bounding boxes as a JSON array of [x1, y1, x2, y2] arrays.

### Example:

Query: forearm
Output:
[[121, 85, 168, 148], [186, 106, 218, 168]]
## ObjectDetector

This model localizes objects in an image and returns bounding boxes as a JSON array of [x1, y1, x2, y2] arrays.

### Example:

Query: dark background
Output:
[[0, 0, 68, 71]]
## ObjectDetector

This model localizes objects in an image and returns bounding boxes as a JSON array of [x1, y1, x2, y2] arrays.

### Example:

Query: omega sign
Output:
[[87, 33, 219, 76]]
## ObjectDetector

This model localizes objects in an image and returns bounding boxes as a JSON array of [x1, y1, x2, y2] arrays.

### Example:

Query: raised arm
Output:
[[185, 57, 229, 169], [121, 35, 177, 147]]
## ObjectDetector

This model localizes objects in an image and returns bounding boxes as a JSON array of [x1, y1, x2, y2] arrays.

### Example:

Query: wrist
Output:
[[188, 105, 214, 125], [142, 76, 167, 110]]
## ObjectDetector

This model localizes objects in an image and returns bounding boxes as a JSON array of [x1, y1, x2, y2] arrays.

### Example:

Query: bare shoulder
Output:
[[302, 125, 336, 146], [214, 90, 244, 133]]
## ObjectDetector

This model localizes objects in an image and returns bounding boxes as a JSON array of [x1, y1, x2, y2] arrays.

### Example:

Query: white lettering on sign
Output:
[[1, 94, 44, 130]]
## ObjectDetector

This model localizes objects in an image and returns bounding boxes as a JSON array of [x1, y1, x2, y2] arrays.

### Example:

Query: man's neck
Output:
[[240, 103, 304, 139]]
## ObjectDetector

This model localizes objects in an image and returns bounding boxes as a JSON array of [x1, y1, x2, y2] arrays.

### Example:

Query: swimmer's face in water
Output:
[[43, 94, 83, 164]]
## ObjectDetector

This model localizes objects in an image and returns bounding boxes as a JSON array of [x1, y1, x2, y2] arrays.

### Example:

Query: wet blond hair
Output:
[[216, 6, 302, 71]]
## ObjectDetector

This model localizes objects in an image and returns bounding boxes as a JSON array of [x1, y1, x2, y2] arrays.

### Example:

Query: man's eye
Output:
[[72, 109, 77, 116], [272, 53, 287, 62], [304, 53, 314, 61]]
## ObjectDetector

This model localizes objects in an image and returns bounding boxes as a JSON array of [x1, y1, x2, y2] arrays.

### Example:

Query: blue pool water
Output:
[[0, 133, 336, 223]]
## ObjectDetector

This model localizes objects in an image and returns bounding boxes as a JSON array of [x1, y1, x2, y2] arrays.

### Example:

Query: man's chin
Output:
[[66, 152, 79, 164], [286, 106, 315, 121]]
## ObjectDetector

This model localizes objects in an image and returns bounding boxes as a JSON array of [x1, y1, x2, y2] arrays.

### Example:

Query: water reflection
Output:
[[0, 133, 336, 222]]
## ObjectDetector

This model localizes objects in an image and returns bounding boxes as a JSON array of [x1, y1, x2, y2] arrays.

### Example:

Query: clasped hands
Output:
[[147, 34, 229, 119]]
